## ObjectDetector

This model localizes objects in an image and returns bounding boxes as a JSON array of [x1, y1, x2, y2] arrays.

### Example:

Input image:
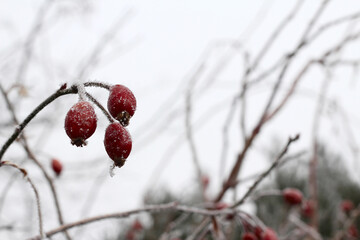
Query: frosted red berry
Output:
[[64, 101, 97, 147], [261, 228, 278, 240], [242, 232, 258, 240], [51, 158, 62, 176], [107, 84, 136, 127], [341, 200, 354, 213], [301, 200, 315, 218], [104, 122, 132, 167], [283, 188, 303, 205]]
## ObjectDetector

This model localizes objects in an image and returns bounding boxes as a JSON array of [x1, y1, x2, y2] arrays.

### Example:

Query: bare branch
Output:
[[30, 202, 245, 240], [232, 134, 300, 208], [0, 83, 74, 240], [185, 63, 206, 198], [15, 0, 55, 85], [0, 161, 44, 239]]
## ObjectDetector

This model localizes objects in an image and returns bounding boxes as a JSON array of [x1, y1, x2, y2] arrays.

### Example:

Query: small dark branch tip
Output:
[[59, 83, 67, 91], [291, 133, 301, 142]]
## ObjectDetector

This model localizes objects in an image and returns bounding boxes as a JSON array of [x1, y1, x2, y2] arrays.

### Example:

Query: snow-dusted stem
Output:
[[0, 81, 111, 161], [30, 202, 247, 240], [85, 92, 114, 123], [83, 81, 111, 90], [0, 161, 44, 239], [0, 87, 77, 160]]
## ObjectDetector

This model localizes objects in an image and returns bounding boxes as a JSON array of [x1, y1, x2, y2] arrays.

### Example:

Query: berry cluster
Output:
[[64, 84, 136, 169]]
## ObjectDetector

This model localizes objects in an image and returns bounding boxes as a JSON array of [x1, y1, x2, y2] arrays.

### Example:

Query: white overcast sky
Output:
[[1, 0, 360, 239]]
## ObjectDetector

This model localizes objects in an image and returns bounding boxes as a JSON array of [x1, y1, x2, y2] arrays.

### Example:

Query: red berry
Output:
[[282, 188, 303, 205], [261, 228, 278, 240], [107, 84, 136, 126], [132, 219, 143, 231], [254, 226, 263, 239], [341, 200, 354, 213], [242, 232, 258, 240], [51, 158, 62, 176], [348, 225, 359, 238], [64, 101, 97, 147], [301, 200, 315, 218], [104, 122, 132, 167], [225, 213, 235, 221]]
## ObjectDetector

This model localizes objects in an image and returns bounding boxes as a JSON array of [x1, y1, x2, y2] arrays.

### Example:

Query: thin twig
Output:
[[219, 95, 239, 181], [265, 60, 314, 121], [309, 67, 333, 228], [186, 218, 211, 240], [185, 63, 206, 199], [85, 92, 114, 123], [14, 0, 54, 85], [0, 86, 77, 160], [215, 0, 330, 203], [333, 204, 360, 240], [29, 202, 243, 240], [0, 83, 74, 240], [83, 81, 111, 90], [77, 10, 134, 80], [308, 11, 360, 44], [249, 0, 304, 73], [232, 134, 300, 208], [0, 81, 115, 160], [1, 161, 44, 239], [289, 215, 323, 240]]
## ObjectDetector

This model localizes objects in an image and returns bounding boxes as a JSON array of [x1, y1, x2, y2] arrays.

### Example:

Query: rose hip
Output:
[[64, 101, 97, 147], [261, 228, 278, 240], [341, 200, 354, 213], [107, 84, 136, 127], [301, 200, 315, 218], [282, 188, 303, 205], [51, 158, 62, 176], [242, 232, 258, 240], [104, 122, 132, 167]]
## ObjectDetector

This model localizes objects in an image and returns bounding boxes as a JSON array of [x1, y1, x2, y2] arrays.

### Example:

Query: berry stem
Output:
[[0, 81, 112, 160], [0, 86, 77, 161], [83, 81, 111, 90], [85, 92, 114, 123]]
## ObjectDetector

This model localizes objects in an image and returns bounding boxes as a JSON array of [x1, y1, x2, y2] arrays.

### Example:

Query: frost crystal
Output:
[[76, 83, 87, 101], [109, 163, 116, 177]]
